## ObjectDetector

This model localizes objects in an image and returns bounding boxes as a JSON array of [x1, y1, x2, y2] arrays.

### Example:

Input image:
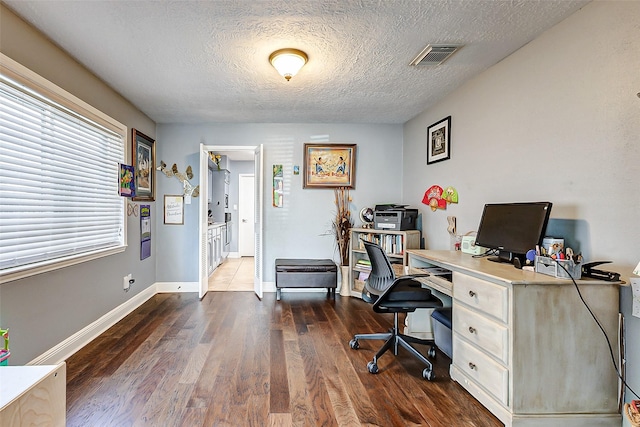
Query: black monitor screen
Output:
[[475, 202, 552, 262]]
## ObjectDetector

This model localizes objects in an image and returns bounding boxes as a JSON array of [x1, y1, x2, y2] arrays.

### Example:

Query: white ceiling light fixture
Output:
[[269, 48, 308, 81]]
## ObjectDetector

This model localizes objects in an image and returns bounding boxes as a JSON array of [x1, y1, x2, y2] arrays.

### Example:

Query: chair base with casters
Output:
[[348, 240, 443, 380], [349, 288, 441, 380]]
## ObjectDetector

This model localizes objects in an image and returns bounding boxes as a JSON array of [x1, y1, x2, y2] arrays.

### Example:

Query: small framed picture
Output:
[[427, 116, 451, 165], [132, 129, 155, 201], [118, 163, 135, 197], [164, 195, 184, 225]]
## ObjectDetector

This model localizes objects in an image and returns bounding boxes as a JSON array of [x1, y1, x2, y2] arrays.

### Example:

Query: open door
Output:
[[254, 144, 264, 299], [198, 144, 209, 300]]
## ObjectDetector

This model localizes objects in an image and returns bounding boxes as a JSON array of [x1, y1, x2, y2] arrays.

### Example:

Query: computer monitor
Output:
[[475, 202, 553, 264]]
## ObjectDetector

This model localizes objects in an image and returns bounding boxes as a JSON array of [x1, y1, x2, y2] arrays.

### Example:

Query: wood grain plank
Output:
[[269, 329, 290, 413], [296, 328, 338, 426]]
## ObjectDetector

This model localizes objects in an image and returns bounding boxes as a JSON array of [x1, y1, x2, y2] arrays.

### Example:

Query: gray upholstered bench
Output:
[[275, 259, 338, 301]]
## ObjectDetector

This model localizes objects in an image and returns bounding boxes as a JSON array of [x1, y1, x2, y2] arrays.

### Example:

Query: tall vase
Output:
[[339, 265, 351, 297]]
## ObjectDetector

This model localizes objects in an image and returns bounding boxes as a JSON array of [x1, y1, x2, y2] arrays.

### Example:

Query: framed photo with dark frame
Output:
[[303, 143, 357, 189], [132, 128, 155, 201], [427, 116, 451, 165]]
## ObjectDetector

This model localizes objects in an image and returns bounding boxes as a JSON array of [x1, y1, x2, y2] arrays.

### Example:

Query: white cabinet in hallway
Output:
[[207, 223, 227, 276]]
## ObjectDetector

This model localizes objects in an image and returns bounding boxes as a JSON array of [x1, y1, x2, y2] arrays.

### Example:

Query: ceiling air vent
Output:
[[410, 44, 462, 66]]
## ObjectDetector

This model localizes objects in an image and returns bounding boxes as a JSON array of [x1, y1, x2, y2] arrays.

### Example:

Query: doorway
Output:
[[198, 145, 263, 299]]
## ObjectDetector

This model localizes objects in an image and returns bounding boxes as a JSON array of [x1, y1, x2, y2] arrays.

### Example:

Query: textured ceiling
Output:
[[4, 0, 589, 124]]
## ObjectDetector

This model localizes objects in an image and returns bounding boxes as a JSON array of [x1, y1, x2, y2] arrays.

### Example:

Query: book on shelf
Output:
[[353, 259, 372, 272], [356, 232, 405, 255]]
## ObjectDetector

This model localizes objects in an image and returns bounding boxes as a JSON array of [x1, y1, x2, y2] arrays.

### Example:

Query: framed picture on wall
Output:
[[132, 128, 155, 201], [427, 116, 451, 165], [164, 195, 184, 225], [303, 143, 357, 189]]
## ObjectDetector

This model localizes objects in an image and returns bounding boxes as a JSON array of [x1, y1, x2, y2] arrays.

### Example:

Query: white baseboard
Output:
[[28, 284, 157, 366], [155, 281, 198, 293], [263, 280, 276, 293], [29, 279, 277, 366]]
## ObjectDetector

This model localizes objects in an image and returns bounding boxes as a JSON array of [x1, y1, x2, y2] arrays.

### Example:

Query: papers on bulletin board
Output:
[[631, 277, 640, 319]]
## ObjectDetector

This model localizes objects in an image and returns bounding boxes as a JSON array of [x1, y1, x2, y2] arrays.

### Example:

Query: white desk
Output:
[[407, 250, 621, 427]]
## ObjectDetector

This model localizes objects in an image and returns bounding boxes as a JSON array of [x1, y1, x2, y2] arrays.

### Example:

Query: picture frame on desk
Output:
[[427, 116, 451, 165]]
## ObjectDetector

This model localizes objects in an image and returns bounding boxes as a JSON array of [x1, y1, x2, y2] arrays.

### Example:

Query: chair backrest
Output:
[[362, 240, 396, 295]]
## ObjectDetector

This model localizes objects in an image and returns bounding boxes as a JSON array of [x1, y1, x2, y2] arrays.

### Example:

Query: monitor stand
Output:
[[487, 250, 524, 266]]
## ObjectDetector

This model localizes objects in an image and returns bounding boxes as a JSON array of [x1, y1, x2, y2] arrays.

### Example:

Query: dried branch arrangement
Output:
[[333, 187, 353, 266]]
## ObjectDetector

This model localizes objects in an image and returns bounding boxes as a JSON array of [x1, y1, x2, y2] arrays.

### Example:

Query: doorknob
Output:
[[242, 219, 247, 223]]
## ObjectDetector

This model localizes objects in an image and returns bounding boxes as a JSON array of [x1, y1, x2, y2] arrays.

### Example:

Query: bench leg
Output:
[[276, 288, 281, 301]]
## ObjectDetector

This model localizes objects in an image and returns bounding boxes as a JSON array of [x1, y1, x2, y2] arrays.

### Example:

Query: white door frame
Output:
[[198, 144, 208, 300], [253, 144, 264, 299], [198, 145, 263, 299]]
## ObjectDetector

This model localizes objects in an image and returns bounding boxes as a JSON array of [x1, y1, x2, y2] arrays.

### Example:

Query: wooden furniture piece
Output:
[[407, 250, 622, 427], [0, 363, 66, 426], [275, 259, 337, 301], [349, 228, 420, 298]]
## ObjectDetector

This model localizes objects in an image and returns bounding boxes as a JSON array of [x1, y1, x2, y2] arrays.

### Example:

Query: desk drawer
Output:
[[453, 273, 508, 322], [453, 335, 508, 406], [453, 303, 508, 363]]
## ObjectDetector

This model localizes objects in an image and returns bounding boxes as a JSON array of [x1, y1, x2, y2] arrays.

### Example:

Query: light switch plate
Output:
[[631, 277, 640, 318]]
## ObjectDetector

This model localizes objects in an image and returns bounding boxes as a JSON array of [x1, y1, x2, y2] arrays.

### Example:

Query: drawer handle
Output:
[[468, 326, 476, 334], [468, 362, 477, 370], [468, 290, 476, 297]]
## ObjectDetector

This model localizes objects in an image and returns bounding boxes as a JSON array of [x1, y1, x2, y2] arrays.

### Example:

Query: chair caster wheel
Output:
[[349, 339, 359, 350], [367, 361, 379, 374], [423, 368, 435, 381], [428, 346, 437, 359]]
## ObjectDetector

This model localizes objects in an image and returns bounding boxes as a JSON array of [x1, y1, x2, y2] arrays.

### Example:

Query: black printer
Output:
[[374, 204, 418, 230]]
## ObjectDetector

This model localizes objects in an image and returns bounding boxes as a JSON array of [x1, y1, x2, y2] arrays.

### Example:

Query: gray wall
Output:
[[403, 1, 640, 418], [156, 123, 404, 283], [0, 5, 157, 364]]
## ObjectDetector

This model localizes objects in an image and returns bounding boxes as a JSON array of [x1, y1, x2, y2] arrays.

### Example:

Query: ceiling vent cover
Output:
[[410, 44, 462, 66]]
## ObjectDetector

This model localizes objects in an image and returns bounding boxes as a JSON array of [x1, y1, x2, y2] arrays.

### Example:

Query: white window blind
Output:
[[0, 58, 126, 279]]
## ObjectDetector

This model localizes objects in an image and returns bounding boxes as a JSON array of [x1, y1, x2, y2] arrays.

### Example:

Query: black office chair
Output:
[[349, 240, 443, 380]]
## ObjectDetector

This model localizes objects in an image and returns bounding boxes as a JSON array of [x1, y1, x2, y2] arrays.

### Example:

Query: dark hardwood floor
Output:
[[65, 292, 502, 426]]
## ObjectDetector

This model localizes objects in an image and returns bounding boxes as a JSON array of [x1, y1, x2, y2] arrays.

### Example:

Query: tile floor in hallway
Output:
[[208, 256, 254, 291]]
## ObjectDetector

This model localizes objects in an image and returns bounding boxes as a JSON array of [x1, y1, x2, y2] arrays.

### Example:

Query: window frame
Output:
[[0, 53, 128, 284]]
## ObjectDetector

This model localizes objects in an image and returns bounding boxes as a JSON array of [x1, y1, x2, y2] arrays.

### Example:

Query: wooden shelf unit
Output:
[[348, 228, 421, 297]]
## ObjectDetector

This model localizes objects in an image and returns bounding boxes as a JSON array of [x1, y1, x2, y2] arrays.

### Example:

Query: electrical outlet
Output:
[[123, 274, 132, 291]]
